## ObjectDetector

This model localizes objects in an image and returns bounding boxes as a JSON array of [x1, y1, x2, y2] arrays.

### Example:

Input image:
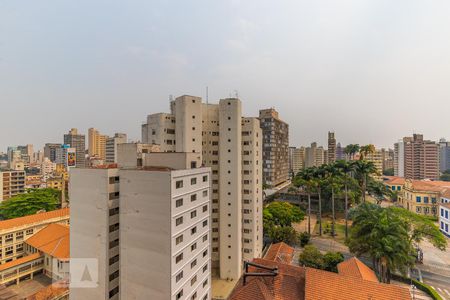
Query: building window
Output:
[[203, 250, 208, 258], [191, 227, 197, 235], [203, 220, 208, 227], [176, 253, 183, 264], [203, 263, 208, 272], [176, 235, 183, 245], [176, 290, 183, 300], [203, 175, 208, 182], [176, 180, 183, 189], [176, 217, 183, 226], [432, 198, 437, 203], [191, 194, 197, 202], [416, 196, 421, 203], [424, 197, 429, 203], [109, 207, 119, 216], [203, 234, 208, 242], [176, 198, 183, 208], [203, 190, 208, 197], [191, 259, 197, 269], [191, 178, 197, 185], [203, 205, 208, 212], [26, 229, 34, 235], [416, 207, 421, 213], [191, 210, 197, 219], [191, 275, 197, 286], [176, 271, 183, 283]]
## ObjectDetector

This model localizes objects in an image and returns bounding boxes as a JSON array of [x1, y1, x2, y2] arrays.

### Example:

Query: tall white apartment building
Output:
[[141, 95, 263, 281], [70, 152, 211, 300], [105, 133, 127, 164], [394, 140, 405, 177]]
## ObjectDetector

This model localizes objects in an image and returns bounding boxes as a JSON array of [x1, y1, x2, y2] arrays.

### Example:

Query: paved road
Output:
[[421, 270, 450, 300]]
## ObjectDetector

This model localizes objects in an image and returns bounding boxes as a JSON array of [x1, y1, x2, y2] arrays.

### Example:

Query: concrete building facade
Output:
[[141, 95, 263, 281], [88, 128, 108, 161], [70, 153, 211, 300], [44, 143, 62, 163], [105, 133, 127, 164], [141, 113, 176, 152], [327, 132, 336, 163], [0, 170, 26, 201], [64, 129, 86, 168], [439, 139, 450, 173], [259, 108, 289, 187]]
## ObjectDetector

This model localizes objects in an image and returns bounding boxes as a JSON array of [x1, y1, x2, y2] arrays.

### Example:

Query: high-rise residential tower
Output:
[[105, 133, 127, 163], [70, 152, 211, 300], [327, 132, 336, 163], [88, 128, 108, 161], [259, 108, 289, 187], [439, 139, 450, 173], [396, 134, 439, 180], [44, 143, 62, 162], [141, 95, 263, 281], [304, 142, 325, 168], [64, 128, 86, 167]]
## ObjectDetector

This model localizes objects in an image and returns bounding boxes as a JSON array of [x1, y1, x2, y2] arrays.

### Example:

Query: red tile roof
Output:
[[264, 242, 294, 264], [25, 223, 69, 260], [27, 280, 69, 300], [230, 258, 306, 300], [384, 177, 406, 185], [337, 257, 379, 282], [0, 208, 69, 231], [0, 253, 42, 272], [305, 267, 411, 300]]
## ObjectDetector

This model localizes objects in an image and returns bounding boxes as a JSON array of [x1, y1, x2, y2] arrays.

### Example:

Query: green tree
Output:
[[359, 144, 376, 160], [354, 160, 378, 203], [323, 251, 345, 272], [347, 203, 416, 283], [440, 169, 450, 182], [335, 160, 357, 239], [383, 168, 394, 176], [263, 201, 304, 227], [293, 167, 316, 234], [324, 163, 343, 237], [0, 188, 61, 219], [268, 226, 298, 245], [312, 166, 326, 235], [299, 231, 311, 247], [344, 144, 360, 160], [367, 178, 393, 204], [298, 245, 344, 272]]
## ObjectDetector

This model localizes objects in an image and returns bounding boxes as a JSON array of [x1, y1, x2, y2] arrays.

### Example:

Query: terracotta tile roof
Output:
[[408, 180, 450, 193], [25, 224, 69, 260], [0, 253, 42, 272], [230, 258, 306, 300], [0, 208, 69, 231], [264, 242, 294, 264], [305, 268, 411, 300], [27, 280, 69, 300], [441, 189, 450, 199], [384, 177, 405, 185], [337, 257, 379, 282]]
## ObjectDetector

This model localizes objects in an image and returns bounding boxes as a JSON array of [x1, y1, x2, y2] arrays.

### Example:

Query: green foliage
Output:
[[412, 279, 443, 300], [298, 245, 344, 272], [299, 231, 311, 247], [0, 188, 61, 219], [268, 226, 298, 245], [323, 251, 345, 272], [263, 201, 304, 227], [383, 168, 395, 176], [347, 203, 416, 283], [440, 170, 450, 182]]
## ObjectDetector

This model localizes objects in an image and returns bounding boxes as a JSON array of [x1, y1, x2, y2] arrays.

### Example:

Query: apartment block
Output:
[[439, 191, 450, 237], [366, 149, 383, 176], [64, 128, 86, 168], [44, 143, 62, 163], [141, 95, 264, 282], [327, 132, 336, 163], [88, 128, 108, 161], [394, 140, 405, 177], [105, 133, 127, 164], [398, 134, 440, 180], [0, 170, 26, 201], [259, 108, 289, 187], [70, 153, 211, 300], [304, 142, 325, 168], [439, 139, 450, 173], [289, 147, 305, 177]]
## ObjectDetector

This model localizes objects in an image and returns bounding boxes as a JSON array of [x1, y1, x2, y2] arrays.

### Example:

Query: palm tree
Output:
[[294, 168, 315, 235], [359, 144, 376, 160], [324, 163, 342, 237], [354, 160, 378, 203], [312, 166, 326, 236], [344, 144, 360, 161], [335, 160, 355, 239]]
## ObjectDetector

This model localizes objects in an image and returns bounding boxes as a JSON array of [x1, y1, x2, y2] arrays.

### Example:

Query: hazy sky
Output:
[[1, 0, 450, 152]]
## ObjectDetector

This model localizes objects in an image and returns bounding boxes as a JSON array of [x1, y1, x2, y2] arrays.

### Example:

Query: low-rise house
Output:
[[439, 190, 450, 237], [383, 176, 405, 193], [230, 243, 411, 300]]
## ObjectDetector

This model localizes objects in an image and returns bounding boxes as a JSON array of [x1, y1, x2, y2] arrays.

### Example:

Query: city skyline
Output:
[[2, 1, 450, 150]]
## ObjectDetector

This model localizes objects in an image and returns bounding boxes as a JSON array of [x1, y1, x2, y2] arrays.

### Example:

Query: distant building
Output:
[[336, 143, 345, 160], [439, 139, 450, 173], [44, 143, 62, 163], [105, 133, 127, 163], [381, 148, 394, 172], [304, 142, 325, 168], [327, 132, 336, 163], [88, 128, 108, 161], [141, 113, 176, 152], [439, 191, 450, 237], [64, 128, 86, 168], [70, 153, 211, 300], [259, 108, 289, 187], [366, 149, 383, 176], [395, 134, 439, 180], [0, 170, 26, 201], [289, 147, 305, 177]]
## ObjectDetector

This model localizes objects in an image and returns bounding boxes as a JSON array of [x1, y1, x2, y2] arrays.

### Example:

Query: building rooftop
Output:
[[26, 223, 69, 260], [263, 242, 294, 264], [0, 208, 69, 231], [26, 280, 69, 300], [384, 176, 406, 186], [0, 252, 42, 272], [336, 257, 379, 282]]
